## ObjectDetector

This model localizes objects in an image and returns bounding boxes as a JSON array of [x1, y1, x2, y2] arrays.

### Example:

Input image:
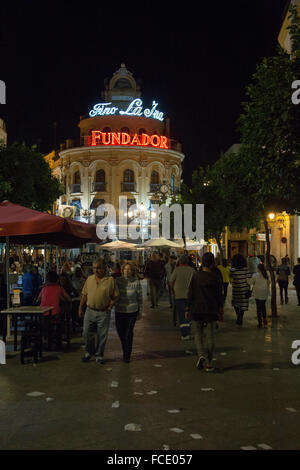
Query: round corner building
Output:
[[50, 64, 185, 240]]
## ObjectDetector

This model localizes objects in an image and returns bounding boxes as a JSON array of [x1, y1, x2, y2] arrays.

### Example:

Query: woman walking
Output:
[[276, 257, 291, 304], [115, 262, 143, 363], [230, 254, 251, 326], [251, 264, 270, 328]]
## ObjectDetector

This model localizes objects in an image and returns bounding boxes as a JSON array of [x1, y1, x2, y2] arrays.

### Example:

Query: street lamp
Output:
[[268, 212, 275, 220]]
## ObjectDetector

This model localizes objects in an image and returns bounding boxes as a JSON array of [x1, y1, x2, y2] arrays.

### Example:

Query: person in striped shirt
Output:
[[115, 262, 143, 363], [230, 254, 252, 326]]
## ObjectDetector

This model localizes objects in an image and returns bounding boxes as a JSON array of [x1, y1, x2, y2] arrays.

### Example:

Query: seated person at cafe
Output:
[[37, 271, 71, 317], [22, 264, 36, 305], [59, 273, 77, 297]]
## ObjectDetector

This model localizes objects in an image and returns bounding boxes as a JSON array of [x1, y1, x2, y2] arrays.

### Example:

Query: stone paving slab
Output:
[[1, 282, 300, 450]]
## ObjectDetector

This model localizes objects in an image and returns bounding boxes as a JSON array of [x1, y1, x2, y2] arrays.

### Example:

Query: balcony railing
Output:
[[57, 136, 183, 154], [92, 182, 106, 192], [69, 184, 81, 193], [121, 182, 136, 192], [149, 183, 160, 193]]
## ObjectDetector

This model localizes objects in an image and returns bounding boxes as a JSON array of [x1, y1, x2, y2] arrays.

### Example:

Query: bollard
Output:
[[0, 340, 6, 364]]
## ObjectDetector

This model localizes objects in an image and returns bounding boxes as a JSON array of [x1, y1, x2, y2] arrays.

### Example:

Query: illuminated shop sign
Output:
[[91, 131, 169, 149], [89, 99, 164, 121]]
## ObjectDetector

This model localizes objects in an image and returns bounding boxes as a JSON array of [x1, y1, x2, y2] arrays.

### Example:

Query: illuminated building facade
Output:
[[47, 64, 184, 240]]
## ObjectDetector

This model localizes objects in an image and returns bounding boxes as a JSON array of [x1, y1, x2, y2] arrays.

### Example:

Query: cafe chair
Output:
[[20, 324, 41, 364], [49, 304, 71, 350]]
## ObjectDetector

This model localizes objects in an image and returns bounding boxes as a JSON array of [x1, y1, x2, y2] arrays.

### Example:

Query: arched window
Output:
[[121, 127, 130, 134], [150, 170, 160, 193], [122, 169, 135, 192], [151, 170, 159, 184], [102, 127, 111, 133], [74, 171, 81, 184], [96, 169, 105, 182], [123, 169, 134, 182], [93, 169, 106, 192], [113, 78, 132, 89], [70, 170, 81, 193], [138, 128, 146, 135]]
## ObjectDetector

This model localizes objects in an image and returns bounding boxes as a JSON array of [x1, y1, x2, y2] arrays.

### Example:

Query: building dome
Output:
[[103, 63, 141, 108]]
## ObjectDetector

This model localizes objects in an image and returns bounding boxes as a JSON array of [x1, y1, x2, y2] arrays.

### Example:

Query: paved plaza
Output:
[[1, 281, 300, 451]]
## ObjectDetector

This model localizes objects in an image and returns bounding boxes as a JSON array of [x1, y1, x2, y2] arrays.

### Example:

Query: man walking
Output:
[[144, 252, 165, 308], [79, 259, 119, 364], [170, 254, 195, 340], [185, 252, 223, 372]]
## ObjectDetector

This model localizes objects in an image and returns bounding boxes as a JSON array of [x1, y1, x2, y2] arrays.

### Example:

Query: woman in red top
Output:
[[38, 271, 71, 316]]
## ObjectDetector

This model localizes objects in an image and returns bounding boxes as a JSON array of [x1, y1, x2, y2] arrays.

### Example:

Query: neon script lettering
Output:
[[91, 131, 169, 149], [89, 99, 164, 121]]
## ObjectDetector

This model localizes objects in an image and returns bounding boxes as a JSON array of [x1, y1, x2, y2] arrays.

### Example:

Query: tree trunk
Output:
[[264, 217, 277, 317], [216, 235, 224, 264]]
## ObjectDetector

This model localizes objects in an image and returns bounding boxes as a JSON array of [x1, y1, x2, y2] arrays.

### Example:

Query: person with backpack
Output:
[[185, 252, 224, 372], [170, 254, 197, 340], [276, 257, 291, 304]]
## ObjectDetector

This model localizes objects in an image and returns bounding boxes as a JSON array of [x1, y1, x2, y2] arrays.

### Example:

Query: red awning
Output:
[[0, 201, 99, 247]]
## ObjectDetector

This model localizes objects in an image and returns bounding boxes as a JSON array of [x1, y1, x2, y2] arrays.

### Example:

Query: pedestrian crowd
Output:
[[3, 248, 298, 374]]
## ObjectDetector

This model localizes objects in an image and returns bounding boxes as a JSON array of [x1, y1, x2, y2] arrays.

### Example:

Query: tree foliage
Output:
[[237, 6, 300, 216], [0, 143, 63, 211], [180, 159, 260, 257]]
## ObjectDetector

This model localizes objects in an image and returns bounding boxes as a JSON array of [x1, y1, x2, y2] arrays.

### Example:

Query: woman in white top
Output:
[[251, 263, 270, 328]]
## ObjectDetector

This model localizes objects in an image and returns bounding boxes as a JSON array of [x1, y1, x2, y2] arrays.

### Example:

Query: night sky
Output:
[[0, 0, 289, 184]]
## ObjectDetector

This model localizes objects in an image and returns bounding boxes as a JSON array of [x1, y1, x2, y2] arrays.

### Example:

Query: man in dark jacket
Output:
[[144, 252, 165, 308], [186, 252, 223, 372], [293, 258, 300, 306]]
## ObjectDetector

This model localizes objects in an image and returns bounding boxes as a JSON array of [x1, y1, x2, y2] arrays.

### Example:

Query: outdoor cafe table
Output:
[[0, 306, 54, 358]]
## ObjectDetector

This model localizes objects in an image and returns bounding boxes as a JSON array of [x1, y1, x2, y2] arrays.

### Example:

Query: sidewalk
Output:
[[0, 282, 300, 450]]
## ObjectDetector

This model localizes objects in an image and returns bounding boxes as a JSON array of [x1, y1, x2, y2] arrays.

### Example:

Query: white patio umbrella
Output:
[[141, 237, 182, 248], [98, 240, 140, 250], [177, 238, 207, 250]]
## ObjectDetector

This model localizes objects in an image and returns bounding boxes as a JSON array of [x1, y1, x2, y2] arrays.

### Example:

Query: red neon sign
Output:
[[90, 131, 169, 149]]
